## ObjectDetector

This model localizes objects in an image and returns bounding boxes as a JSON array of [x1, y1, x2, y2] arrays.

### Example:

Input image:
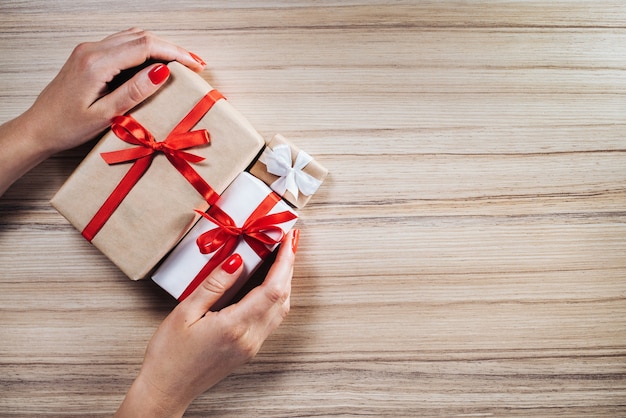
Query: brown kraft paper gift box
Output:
[[249, 134, 328, 208], [51, 62, 264, 280]]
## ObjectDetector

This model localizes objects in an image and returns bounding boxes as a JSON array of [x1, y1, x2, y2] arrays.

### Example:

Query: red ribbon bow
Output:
[[177, 192, 297, 301], [82, 90, 224, 242], [102, 116, 208, 166]]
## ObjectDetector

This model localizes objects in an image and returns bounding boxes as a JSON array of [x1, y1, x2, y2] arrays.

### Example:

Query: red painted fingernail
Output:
[[291, 229, 300, 254], [148, 64, 170, 85], [189, 52, 206, 66], [222, 253, 243, 274]]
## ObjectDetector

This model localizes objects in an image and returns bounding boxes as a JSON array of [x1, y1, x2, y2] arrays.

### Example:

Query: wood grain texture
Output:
[[1, 1, 625, 416]]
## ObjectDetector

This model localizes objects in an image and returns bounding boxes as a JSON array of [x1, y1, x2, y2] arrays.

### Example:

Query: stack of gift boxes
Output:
[[51, 62, 327, 307]]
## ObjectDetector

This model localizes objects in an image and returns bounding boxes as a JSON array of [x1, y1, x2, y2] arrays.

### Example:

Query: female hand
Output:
[[0, 28, 206, 195], [115, 229, 300, 418], [25, 27, 206, 154]]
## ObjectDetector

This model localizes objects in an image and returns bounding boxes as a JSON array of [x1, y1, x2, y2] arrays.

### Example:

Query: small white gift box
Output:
[[152, 172, 298, 308]]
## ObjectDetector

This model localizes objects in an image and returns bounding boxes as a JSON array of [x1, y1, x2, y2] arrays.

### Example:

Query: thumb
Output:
[[99, 63, 170, 117], [180, 253, 244, 319]]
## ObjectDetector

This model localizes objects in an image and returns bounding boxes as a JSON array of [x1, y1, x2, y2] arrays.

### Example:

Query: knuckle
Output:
[[71, 42, 99, 71], [237, 339, 260, 360], [265, 283, 290, 306], [71, 41, 91, 57], [127, 80, 147, 104], [200, 275, 228, 295], [223, 323, 246, 343], [222, 326, 258, 360], [132, 30, 155, 53], [280, 301, 291, 319]]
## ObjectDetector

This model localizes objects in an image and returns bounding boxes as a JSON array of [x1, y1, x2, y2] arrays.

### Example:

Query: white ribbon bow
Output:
[[259, 144, 322, 200]]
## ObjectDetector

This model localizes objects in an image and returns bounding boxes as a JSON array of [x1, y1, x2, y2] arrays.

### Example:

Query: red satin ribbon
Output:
[[82, 90, 225, 242], [177, 192, 297, 301]]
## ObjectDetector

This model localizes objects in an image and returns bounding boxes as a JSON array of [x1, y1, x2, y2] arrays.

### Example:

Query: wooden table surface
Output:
[[1, 1, 625, 416]]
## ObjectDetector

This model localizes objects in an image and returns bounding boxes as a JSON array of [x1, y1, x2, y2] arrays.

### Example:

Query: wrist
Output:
[[115, 373, 190, 418], [19, 106, 64, 157], [7, 109, 59, 164], [0, 112, 55, 195]]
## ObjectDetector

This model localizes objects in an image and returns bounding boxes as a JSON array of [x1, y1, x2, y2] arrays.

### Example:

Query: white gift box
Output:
[[152, 172, 298, 307]]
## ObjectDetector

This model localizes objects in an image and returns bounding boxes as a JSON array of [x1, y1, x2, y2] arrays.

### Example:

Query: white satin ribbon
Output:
[[259, 144, 322, 200]]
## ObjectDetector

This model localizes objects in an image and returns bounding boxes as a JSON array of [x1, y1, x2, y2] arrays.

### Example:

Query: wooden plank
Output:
[[0, 1, 625, 416]]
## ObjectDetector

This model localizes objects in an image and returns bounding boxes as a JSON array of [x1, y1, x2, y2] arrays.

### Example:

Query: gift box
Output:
[[51, 62, 264, 280], [152, 172, 298, 306], [249, 134, 328, 208]]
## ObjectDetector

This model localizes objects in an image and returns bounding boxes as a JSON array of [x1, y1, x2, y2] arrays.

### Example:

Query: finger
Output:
[[79, 29, 148, 61], [229, 229, 299, 320], [101, 29, 205, 73], [181, 253, 244, 322], [100, 27, 143, 42], [94, 63, 170, 117], [262, 228, 298, 300]]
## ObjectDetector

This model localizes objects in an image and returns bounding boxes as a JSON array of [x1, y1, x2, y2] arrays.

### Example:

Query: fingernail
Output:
[[222, 253, 243, 274], [291, 229, 300, 254], [189, 52, 206, 66], [148, 64, 170, 85]]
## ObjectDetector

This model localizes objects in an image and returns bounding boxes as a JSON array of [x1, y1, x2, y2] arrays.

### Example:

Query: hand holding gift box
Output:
[[51, 62, 264, 280], [153, 172, 298, 308], [250, 134, 328, 208]]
